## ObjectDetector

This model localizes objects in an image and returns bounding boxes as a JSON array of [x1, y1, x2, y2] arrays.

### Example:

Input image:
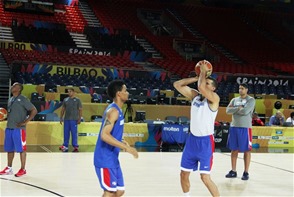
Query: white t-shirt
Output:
[[286, 117, 294, 125]]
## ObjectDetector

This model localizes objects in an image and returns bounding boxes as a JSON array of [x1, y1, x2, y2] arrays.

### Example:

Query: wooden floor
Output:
[[0, 152, 293, 197]]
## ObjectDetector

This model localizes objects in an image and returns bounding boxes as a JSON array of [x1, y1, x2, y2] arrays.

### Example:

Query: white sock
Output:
[[183, 192, 190, 197]]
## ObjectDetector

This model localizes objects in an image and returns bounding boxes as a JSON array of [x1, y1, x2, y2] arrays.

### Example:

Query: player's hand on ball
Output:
[[195, 60, 213, 78]]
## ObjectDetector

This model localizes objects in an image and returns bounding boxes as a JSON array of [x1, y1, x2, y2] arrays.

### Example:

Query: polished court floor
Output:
[[0, 148, 293, 197]]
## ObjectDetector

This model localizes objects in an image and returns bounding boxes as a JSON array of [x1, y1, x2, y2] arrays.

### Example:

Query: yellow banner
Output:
[[252, 126, 294, 148], [0, 122, 149, 146], [49, 65, 107, 77], [0, 41, 33, 50]]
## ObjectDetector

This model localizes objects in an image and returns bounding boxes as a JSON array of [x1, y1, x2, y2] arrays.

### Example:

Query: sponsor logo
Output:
[[78, 133, 99, 136], [258, 136, 272, 140], [268, 141, 284, 144], [222, 129, 229, 133], [123, 133, 144, 137], [216, 131, 222, 137], [276, 131, 283, 135], [120, 119, 124, 125], [268, 149, 289, 153], [163, 126, 180, 132]]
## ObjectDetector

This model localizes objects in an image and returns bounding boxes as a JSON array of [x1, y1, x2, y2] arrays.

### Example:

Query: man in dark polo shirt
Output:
[[59, 88, 83, 152], [0, 82, 37, 177]]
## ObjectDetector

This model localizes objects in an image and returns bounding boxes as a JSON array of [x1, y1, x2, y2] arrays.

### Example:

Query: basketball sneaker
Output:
[[15, 169, 26, 177], [225, 170, 237, 178], [59, 145, 68, 152], [241, 172, 249, 180], [72, 147, 79, 152], [0, 167, 13, 175]]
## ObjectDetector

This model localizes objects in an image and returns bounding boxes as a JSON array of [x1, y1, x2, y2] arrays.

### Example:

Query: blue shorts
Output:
[[227, 127, 252, 152], [181, 134, 215, 174], [95, 166, 125, 192], [4, 128, 27, 152]]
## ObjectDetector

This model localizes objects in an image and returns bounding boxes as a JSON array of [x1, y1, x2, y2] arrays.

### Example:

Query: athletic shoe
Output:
[[241, 172, 249, 180], [72, 147, 79, 152], [15, 169, 26, 177], [225, 170, 237, 178], [59, 145, 68, 152], [59, 145, 65, 150], [0, 167, 13, 175]]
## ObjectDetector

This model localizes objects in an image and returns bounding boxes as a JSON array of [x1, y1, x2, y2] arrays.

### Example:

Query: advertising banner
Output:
[[252, 126, 294, 148], [161, 124, 189, 144], [12, 63, 170, 82]]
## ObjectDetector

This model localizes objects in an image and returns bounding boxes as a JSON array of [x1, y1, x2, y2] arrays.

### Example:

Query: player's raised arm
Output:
[[173, 77, 199, 101], [197, 60, 219, 109]]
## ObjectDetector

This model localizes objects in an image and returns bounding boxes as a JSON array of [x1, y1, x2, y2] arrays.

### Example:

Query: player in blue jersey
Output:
[[94, 80, 138, 197], [174, 60, 220, 197]]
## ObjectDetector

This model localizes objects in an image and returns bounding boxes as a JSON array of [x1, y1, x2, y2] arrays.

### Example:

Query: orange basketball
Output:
[[195, 60, 213, 77], [0, 107, 8, 121]]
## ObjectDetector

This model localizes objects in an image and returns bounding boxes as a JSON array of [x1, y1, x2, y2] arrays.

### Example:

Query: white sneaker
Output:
[[0, 167, 13, 175]]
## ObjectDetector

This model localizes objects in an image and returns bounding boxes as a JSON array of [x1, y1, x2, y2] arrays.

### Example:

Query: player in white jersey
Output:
[[174, 62, 220, 197]]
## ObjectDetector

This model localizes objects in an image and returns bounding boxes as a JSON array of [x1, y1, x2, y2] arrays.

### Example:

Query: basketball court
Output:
[[1, 149, 293, 196]]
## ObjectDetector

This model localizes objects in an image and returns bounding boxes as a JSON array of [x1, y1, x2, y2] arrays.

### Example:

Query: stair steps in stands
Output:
[[166, 8, 244, 64], [0, 26, 14, 42], [0, 53, 10, 108], [136, 37, 162, 59], [69, 32, 92, 48], [79, 0, 101, 27]]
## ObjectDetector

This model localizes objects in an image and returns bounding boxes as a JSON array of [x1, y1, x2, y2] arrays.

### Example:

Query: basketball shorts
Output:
[[181, 134, 215, 174], [227, 127, 252, 152], [4, 128, 27, 152], [95, 166, 125, 192]]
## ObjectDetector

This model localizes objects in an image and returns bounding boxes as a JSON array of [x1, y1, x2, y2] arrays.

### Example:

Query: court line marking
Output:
[[0, 177, 64, 197], [40, 145, 52, 153], [221, 153, 294, 173]]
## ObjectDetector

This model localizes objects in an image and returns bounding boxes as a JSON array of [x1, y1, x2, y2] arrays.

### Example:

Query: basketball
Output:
[[195, 60, 213, 77], [0, 107, 8, 121]]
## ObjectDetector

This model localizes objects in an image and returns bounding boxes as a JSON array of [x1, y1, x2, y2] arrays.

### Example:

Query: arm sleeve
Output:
[[226, 98, 239, 114], [78, 99, 82, 108], [23, 97, 36, 111]]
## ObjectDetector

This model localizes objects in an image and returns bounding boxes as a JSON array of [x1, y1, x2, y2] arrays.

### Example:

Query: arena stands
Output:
[[0, 0, 293, 109]]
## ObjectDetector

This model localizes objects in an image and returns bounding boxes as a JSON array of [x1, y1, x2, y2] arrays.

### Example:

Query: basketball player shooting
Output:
[[173, 60, 220, 197]]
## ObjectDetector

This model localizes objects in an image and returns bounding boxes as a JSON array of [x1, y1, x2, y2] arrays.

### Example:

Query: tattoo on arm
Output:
[[103, 119, 112, 127]]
